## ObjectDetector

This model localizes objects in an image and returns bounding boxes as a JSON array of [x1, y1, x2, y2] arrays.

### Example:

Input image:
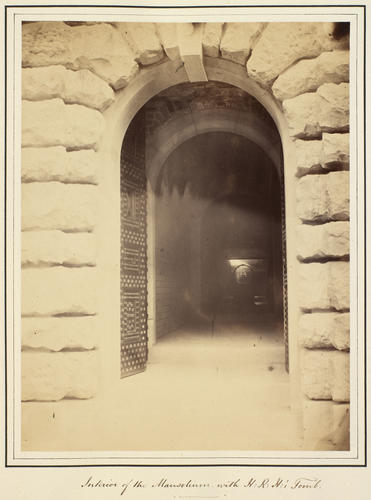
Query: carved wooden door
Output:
[[120, 110, 148, 378]]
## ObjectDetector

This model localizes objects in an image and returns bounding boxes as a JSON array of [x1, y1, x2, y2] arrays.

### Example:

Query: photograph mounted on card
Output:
[[3, 1, 366, 468]]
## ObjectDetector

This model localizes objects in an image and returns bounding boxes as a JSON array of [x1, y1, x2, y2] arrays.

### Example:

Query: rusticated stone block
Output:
[[22, 316, 97, 351], [331, 403, 350, 448], [156, 23, 180, 60], [22, 267, 97, 316], [302, 398, 350, 450], [302, 349, 350, 402], [299, 312, 350, 350], [22, 21, 73, 67], [322, 133, 349, 169], [272, 50, 349, 101], [22, 351, 98, 401], [294, 134, 349, 177], [302, 398, 333, 449], [331, 313, 351, 350], [22, 182, 97, 232], [23, 22, 139, 90], [69, 23, 139, 88], [117, 22, 164, 65], [220, 23, 264, 65], [202, 23, 223, 57], [246, 22, 347, 86], [317, 83, 349, 130], [283, 92, 317, 138], [298, 262, 349, 311], [283, 83, 349, 138], [296, 221, 349, 260], [296, 171, 349, 222], [22, 147, 98, 184], [303, 349, 332, 399], [22, 99, 104, 149], [294, 139, 322, 176], [22, 231, 96, 267], [22, 65, 114, 111], [330, 351, 350, 402]]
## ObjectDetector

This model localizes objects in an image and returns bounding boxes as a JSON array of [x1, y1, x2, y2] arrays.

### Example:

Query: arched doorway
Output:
[[98, 58, 300, 434], [115, 94, 294, 448], [151, 128, 286, 372], [116, 78, 293, 446]]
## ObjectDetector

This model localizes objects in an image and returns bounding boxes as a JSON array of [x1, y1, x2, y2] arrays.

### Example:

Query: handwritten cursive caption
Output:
[[81, 476, 322, 496]]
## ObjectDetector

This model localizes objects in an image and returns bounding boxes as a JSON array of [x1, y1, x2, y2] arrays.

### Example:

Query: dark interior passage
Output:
[[154, 132, 284, 341]]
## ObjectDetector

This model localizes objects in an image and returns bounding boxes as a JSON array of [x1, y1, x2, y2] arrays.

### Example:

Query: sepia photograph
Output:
[[20, 12, 353, 454], [3, 1, 366, 476]]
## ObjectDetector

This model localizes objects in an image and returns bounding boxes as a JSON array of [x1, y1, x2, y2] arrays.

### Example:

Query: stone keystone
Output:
[[177, 24, 208, 82]]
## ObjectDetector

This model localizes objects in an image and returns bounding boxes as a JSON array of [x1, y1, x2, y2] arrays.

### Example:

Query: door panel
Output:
[[120, 111, 148, 378], [280, 160, 289, 373]]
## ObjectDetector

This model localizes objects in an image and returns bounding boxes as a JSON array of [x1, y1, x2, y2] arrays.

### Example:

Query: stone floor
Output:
[[22, 314, 303, 452]]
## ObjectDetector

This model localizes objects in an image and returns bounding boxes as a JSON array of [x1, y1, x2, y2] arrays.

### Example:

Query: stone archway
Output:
[[145, 107, 282, 188], [141, 81, 287, 370], [96, 57, 300, 416], [21, 21, 350, 451]]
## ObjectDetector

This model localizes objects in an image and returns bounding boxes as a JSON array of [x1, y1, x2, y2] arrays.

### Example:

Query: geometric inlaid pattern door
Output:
[[279, 157, 289, 374], [120, 110, 148, 378]]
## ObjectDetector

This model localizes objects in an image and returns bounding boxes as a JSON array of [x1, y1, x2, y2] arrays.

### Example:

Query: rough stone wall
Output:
[[21, 23, 118, 401], [279, 51, 350, 449], [21, 20, 350, 447]]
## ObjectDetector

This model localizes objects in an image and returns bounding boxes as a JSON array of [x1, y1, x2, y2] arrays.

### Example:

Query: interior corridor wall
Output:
[[155, 189, 189, 338], [155, 186, 210, 339]]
